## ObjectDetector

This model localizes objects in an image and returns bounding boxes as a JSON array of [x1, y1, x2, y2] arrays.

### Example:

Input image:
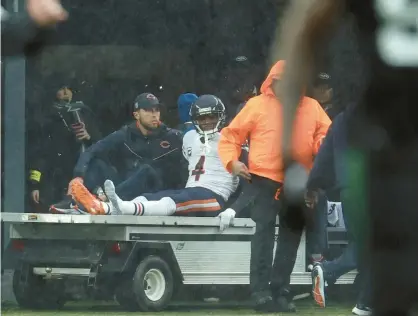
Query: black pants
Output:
[[368, 144, 418, 316], [249, 174, 321, 299], [248, 175, 283, 299], [269, 203, 314, 296], [83, 158, 163, 200]]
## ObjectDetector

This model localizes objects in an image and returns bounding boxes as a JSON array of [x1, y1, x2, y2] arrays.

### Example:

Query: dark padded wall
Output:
[[25, 0, 289, 131]]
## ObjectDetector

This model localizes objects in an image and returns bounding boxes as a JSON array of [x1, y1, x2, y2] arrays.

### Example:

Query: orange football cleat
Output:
[[69, 178, 105, 215]]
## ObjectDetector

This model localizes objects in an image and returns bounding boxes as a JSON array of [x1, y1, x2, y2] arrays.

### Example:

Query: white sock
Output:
[[104, 180, 176, 216], [133, 196, 148, 204], [101, 202, 112, 215], [141, 197, 176, 216], [104, 180, 143, 215]]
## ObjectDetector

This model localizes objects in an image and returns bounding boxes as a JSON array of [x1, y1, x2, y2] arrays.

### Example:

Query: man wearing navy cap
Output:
[[312, 72, 337, 119], [50, 93, 185, 214]]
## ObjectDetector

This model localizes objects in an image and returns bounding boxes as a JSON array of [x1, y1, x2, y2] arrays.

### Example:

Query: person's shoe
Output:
[[270, 288, 296, 313], [312, 262, 326, 307], [254, 295, 275, 313], [274, 295, 297, 313], [352, 304, 372, 316], [49, 195, 86, 214], [69, 178, 106, 215], [95, 186, 108, 202]]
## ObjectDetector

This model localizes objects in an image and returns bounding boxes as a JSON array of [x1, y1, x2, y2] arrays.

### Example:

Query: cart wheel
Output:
[[13, 267, 66, 310], [132, 255, 174, 312]]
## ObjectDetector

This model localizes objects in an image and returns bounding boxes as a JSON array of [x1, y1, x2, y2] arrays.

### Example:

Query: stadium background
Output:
[[2, 0, 367, 315]]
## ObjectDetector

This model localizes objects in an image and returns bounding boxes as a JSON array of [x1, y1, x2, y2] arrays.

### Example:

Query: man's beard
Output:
[[139, 118, 158, 131]]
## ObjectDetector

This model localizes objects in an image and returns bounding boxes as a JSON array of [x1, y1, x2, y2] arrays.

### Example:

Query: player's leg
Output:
[[104, 179, 177, 216], [352, 263, 372, 316], [247, 176, 283, 312], [172, 187, 224, 216], [312, 241, 357, 308], [270, 204, 305, 311], [105, 181, 224, 216], [319, 241, 357, 285]]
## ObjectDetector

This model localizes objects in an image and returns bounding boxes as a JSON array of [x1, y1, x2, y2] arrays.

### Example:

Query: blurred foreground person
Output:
[[276, 1, 418, 315], [1, 0, 67, 57], [218, 60, 330, 313]]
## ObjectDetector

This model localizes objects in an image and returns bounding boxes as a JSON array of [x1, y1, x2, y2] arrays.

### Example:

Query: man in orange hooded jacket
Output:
[[218, 60, 331, 312]]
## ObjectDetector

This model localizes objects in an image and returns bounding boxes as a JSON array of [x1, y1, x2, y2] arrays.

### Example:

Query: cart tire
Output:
[[13, 267, 66, 310], [132, 255, 174, 312]]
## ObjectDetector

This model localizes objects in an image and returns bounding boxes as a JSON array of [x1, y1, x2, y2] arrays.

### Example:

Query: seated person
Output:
[[69, 94, 240, 216], [51, 92, 184, 214]]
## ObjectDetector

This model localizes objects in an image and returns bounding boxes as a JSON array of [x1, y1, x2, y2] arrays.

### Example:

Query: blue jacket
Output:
[[73, 122, 186, 189], [177, 93, 198, 133], [307, 112, 348, 195]]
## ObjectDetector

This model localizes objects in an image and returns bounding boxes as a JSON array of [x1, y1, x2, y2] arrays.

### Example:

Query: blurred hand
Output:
[[31, 190, 40, 204], [231, 161, 251, 181], [27, 0, 68, 27], [218, 208, 236, 232], [304, 190, 318, 209], [71, 122, 91, 141], [70, 177, 84, 185]]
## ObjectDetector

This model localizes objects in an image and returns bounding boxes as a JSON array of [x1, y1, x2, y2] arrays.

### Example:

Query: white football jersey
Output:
[[182, 130, 239, 201]]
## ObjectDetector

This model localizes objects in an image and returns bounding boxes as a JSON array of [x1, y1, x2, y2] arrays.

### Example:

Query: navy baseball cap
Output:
[[133, 93, 161, 111]]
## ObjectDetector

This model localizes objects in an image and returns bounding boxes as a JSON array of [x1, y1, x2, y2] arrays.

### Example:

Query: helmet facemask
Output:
[[193, 111, 225, 137], [190, 96, 226, 139]]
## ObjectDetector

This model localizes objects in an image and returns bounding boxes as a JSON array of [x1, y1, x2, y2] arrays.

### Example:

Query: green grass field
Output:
[[1, 300, 354, 316]]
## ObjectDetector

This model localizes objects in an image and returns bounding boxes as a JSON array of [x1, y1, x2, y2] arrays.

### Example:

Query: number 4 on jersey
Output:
[[192, 155, 205, 181]]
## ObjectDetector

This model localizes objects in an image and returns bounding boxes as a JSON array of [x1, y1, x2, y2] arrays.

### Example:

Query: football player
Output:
[[69, 94, 239, 216]]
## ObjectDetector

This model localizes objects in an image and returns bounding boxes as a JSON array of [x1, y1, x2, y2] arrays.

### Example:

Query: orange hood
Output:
[[260, 60, 285, 97]]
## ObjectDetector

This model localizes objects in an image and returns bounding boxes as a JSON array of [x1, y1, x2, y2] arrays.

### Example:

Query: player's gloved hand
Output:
[[218, 208, 236, 232]]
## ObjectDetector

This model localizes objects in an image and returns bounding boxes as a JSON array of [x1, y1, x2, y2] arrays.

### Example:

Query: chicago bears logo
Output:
[[160, 140, 170, 149], [328, 203, 336, 215]]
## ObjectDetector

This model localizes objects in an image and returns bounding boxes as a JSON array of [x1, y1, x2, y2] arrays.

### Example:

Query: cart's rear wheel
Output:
[[13, 266, 66, 310], [133, 255, 174, 311], [116, 255, 174, 312]]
